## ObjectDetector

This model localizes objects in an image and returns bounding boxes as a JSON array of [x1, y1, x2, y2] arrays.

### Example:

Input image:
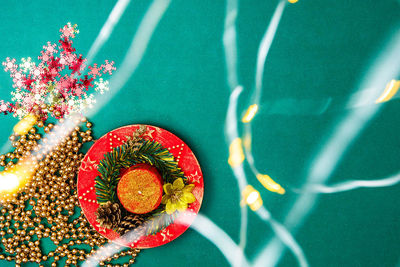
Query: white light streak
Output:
[[243, 0, 287, 186], [303, 172, 400, 193], [256, 27, 400, 267], [86, 0, 131, 65], [254, 0, 287, 105], [254, 207, 309, 267], [86, 0, 171, 118], [83, 212, 251, 267]]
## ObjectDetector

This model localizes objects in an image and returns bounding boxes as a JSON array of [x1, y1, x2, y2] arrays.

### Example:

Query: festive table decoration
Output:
[[0, 23, 140, 266], [78, 125, 204, 248], [92, 126, 198, 241]]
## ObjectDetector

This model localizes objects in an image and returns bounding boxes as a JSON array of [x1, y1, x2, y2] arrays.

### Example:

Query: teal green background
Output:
[[0, 0, 399, 266]]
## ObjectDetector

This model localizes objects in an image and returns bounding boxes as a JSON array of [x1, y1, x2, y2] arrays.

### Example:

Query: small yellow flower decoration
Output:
[[162, 178, 196, 214]]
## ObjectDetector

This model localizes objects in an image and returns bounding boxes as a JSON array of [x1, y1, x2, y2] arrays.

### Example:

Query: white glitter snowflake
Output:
[[47, 94, 55, 105], [2, 57, 17, 72], [84, 94, 96, 108], [66, 97, 84, 114], [11, 89, 25, 102], [0, 100, 10, 113], [15, 107, 28, 119], [19, 57, 35, 73], [30, 66, 43, 78], [34, 93, 44, 102], [94, 78, 109, 94]]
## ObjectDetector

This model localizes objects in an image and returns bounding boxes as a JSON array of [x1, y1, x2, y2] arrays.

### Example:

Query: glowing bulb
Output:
[[256, 174, 285, 194], [13, 114, 38, 135], [242, 185, 263, 211], [0, 173, 20, 191], [0, 159, 36, 200], [375, 79, 400, 103], [228, 138, 245, 167], [242, 104, 259, 123], [246, 191, 260, 205], [288, 0, 298, 3]]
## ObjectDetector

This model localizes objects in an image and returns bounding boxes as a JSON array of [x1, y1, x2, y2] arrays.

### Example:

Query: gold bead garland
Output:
[[0, 118, 140, 266]]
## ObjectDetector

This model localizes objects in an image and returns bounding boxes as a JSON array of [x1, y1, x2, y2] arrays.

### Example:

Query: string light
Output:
[[228, 138, 245, 167], [241, 185, 263, 211], [256, 174, 285, 194], [242, 104, 259, 123], [0, 159, 36, 200]]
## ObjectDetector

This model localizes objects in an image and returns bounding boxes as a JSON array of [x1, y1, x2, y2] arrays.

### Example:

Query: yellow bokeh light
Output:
[[242, 185, 263, 211], [242, 104, 259, 123], [13, 114, 38, 135], [228, 138, 245, 167], [243, 134, 252, 150], [375, 79, 400, 103], [0, 173, 20, 192], [256, 174, 285, 194], [0, 158, 36, 200], [288, 0, 299, 3]]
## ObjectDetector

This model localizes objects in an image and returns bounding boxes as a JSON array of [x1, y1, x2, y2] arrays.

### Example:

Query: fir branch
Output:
[[95, 138, 185, 206], [144, 210, 178, 236]]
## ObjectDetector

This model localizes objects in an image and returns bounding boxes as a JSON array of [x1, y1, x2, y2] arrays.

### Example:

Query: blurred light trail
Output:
[[189, 213, 251, 267], [86, 0, 172, 117], [86, 0, 131, 65], [223, 0, 251, 254], [224, 85, 249, 254], [0, 142, 12, 155], [242, 104, 258, 123], [35, 115, 79, 158], [243, 0, 287, 194], [255, 206, 309, 267], [223, 0, 240, 91], [302, 172, 400, 193], [254, 0, 286, 106], [13, 114, 37, 135], [83, 212, 250, 267], [376, 79, 400, 103], [256, 28, 400, 267], [223, 0, 294, 264]]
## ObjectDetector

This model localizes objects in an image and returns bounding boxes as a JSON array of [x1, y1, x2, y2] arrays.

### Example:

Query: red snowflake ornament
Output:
[[1, 23, 116, 120]]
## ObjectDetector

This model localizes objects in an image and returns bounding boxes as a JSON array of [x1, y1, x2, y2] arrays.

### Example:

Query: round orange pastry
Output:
[[117, 164, 163, 214]]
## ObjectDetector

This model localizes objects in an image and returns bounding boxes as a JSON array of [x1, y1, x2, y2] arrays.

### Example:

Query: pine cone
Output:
[[116, 214, 146, 236], [96, 201, 122, 230]]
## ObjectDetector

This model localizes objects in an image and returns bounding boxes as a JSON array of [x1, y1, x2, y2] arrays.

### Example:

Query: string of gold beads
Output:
[[0, 118, 140, 266]]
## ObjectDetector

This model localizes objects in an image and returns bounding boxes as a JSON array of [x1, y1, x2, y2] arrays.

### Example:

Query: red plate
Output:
[[77, 125, 204, 248]]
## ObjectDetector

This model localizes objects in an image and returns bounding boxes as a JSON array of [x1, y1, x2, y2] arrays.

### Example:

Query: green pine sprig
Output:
[[94, 139, 185, 204], [144, 210, 178, 236]]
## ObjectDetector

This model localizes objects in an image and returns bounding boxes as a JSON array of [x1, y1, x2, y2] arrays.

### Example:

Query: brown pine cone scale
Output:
[[116, 214, 146, 236], [96, 201, 122, 230]]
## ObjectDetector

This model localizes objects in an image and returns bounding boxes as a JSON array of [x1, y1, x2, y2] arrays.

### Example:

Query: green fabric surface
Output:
[[0, 0, 399, 266]]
